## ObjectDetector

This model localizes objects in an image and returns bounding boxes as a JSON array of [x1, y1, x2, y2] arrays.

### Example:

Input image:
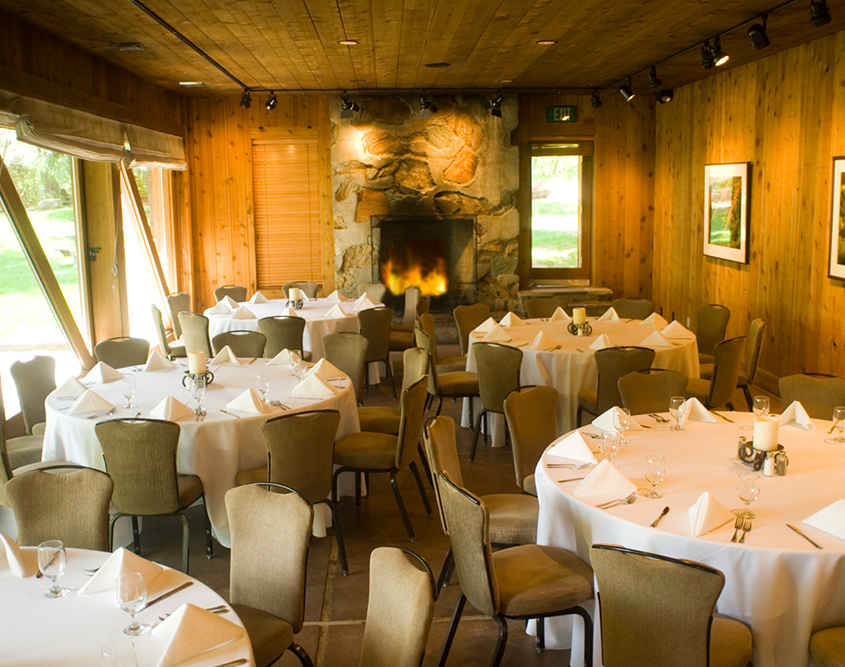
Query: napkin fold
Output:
[[249, 291, 269, 304], [67, 390, 115, 416], [679, 397, 718, 426], [325, 304, 348, 319], [325, 289, 349, 302], [549, 307, 572, 323], [85, 361, 124, 383], [152, 603, 243, 667], [210, 346, 240, 365], [267, 348, 296, 366], [0, 533, 36, 578], [280, 307, 299, 317], [779, 401, 815, 431], [207, 302, 232, 316], [573, 459, 637, 498], [226, 388, 268, 415], [307, 358, 344, 381], [499, 311, 524, 326], [598, 307, 620, 322], [354, 294, 379, 311], [220, 295, 239, 308], [150, 396, 195, 422], [530, 331, 558, 351], [640, 330, 672, 347], [640, 312, 668, 327], [482, 325, 512, 343], [144, 350, 176, 371], [589, 333, 612, 350], [55, 376, 88, 399], [292, 374, 338, 399], [230, 306, 255, 320], [78, 547, 164, 595], [662, 320, 691, 337], [688, 492, 735, 536], [591, 406, 645, 432], [474, 317, 498, 333], [547, 431, 598, 464], [804, 499, 845, 542]]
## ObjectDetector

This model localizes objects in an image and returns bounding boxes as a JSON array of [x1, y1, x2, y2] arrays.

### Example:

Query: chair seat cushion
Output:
[[811, 626, 845, 667], [357, 406, 400, 435], [699, 353, 715, 365], [437, 371, 479, 397], [176, 474, 204, 509], [232, 603, 294, 667], [334, 432, 397, 470], [700, 364, 748, 387], [684, 378, 711, 404], [235, 466, 267, 487], [6, 434, 43, 470], [577, 387, 598, 413], [483, 493, 538, 545], [493, 544, 594, 618], [32, 422, 47, 436], [389, 330, 414, 351], [437, 356, 467, 374], [710, 614, 753, 667], [522, 474, 537, 497]]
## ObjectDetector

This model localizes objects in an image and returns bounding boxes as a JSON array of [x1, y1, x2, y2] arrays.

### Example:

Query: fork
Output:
[[270, 399, 291, 410], [739, 517, 752, 543], [730, 514, 744, 542], [649, 413, 669, 423], [596, 491, 638, 509], [546, 462, 591, 469], [159, 605, 229, 621]]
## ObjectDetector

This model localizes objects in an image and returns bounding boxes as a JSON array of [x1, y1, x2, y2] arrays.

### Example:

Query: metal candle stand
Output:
[[567, 322, 593, 337], [181, 370, 215, 388], [286, 299, 304, 310], [737, 436, 788, 476]]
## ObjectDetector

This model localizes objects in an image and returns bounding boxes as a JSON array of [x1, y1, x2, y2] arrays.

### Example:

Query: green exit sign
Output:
[[546, 105, 577, 123]]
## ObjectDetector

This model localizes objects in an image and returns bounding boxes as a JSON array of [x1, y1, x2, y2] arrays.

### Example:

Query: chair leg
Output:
[[331, 467, 346, 507], [389, 470, 415, 541], [436, 548, 454, 592], [178, 513, 190, 574], [385, 357, 397, 400], [469, 408, 486, 463], [355, 472, 362, 507], [204, 499, 213, 559], [409, 461, 432, 515], [131, 516, 141, 555], [536, 617, 545, 651], [417, 442, 434, 486], [288, 642, 315, 667], [570, 606, 594, 667], [576, 405, 584, 427], [743, 385, 754, 410], [437, 593, 467, 667], [435, 395, 444, 416], [489, 614, 509, 667], [108, 513, 122, 552], [727, 401, 735, 411], [327, 499, 349, 576]]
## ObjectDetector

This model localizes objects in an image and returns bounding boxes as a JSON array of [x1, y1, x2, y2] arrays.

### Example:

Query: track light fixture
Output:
[[591, 90, 602, 108], [240, 89, 251, 108], [619, 83, 635, 102], [419, 93, 438, 117], [340, 92, 360, 118], [712, 36, 729, 66], [748, 15, 770, 50], [701, 41, 716, 69], [655, 89, 674, 103], [486, 93, 504, 118], [811, 0, 831, 27], [265, 91, 277, 111], [648, 66, 662, 89]]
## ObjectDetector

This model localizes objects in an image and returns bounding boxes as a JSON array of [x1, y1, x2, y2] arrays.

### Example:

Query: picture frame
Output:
[[703, 163, 750, 264], [828, 157, 845, 280]]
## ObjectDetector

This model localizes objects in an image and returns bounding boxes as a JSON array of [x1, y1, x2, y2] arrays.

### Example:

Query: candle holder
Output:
[[737, 436, 787, 475], [181, 370, 214, 388], [567, 322, 593, 337], [286, 299, 304, 310]]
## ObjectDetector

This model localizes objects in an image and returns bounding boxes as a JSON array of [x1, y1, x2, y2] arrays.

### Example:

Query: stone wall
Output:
[[330, 94, 520, 310]]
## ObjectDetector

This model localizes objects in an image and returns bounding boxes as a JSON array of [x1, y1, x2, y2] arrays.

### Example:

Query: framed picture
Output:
[[703, 163, 750, 264], [828, 158, 845, 280]]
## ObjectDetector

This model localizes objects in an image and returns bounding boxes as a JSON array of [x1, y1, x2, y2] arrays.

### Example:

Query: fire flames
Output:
[[381, 241, 448, 297]]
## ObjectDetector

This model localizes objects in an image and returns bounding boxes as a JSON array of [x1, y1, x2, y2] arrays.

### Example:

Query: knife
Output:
[[211, 660, 248, 667], [786, 523, 823, 549], [558, 477, 587, 483], [712, 411, 735, 423], [650, 506, 670, 527], [143, 581, 193, 609]]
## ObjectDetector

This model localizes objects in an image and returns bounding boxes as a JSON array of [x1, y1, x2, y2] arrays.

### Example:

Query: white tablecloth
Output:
[[536, 411, 845, 667], [42, 360, 360, 547], [0, 548, 254, 666]]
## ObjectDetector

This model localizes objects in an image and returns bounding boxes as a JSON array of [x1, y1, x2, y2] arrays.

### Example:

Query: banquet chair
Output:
[[454, 303, 491, 357], [810, 626, 845, 667], [358, 306, 397, 400], [226, 483, 315, 667], [6, 465, 113, 550], [95, 418, 212, 573], [358, 348, 430, 435], [696, 304, 731, 364], [436, 473, 594, 667], [212, 330, 266, 357], [10, 355, 55, 436], [389, 289, 430, 354], [504, 385, 559, 496], [524, 296, 569, 319], [359, 547, 436, 667], [322, 332, 368, 405], [418, 313, 465, 374], [258, 315, 311, 360], [283, 281, 319, 299], [611, 298, 655, 320], [94, 336, 150, 369], [151, 304, 187, 359], [0, 372, 44, 471], [590, 544, 752, 667], [577, 346, 656, 426], [165, 292, 190, 339], [778, 374, 845, 420], [424, 416, 538, 593], [214, 284, 247, 303], [332, 377, 431, 542], [178, 311, 212, 357], [471, 342, 523, 462], [414, 327, 479, 418], [618, 369, 689, 415], [701, 318, 766, 409], [357, 282, 387, 302], [393, 286, 422, 333], [684, 336, 746, 411]]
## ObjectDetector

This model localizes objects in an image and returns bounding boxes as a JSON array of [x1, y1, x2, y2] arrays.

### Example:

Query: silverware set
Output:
[[158, 604, 229, 622], [595, 491, 638, 509], [269, 399, 290, 410], [87, 408, 116, 420], [730, 515, 752, 543], [648, 413, 670, 423]]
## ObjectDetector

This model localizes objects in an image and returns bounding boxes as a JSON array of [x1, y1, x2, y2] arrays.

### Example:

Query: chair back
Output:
[[94, 337, 150, 369], [0, 423, 12, 505], [504, 386, 559, 489], [166, 292, 190, 338], [593, 346, 656, 414], [618, 369, 688, 415], [151, 304, 174, 357], [591, 543, 725, 667], [395, 378, 428, 470], [95, 418, 182, 515], [259, 316, 306, 358], [454, 304, 491, 356], [214, 285, 247, 303], [6, 466, 113, 550], [696, 304, 730, 355], [416, 296, 431, 317], [423, 416, 464, 534], [779, 374, 845, 419], [402, 348, 430, 393], [178, 312, 212, 356], [212, 330, 266, 357], [262, 409, 340, 503], [10, 355, 56, 434], [744, 318, 767, 384], [226, 483, 313, 631], [359, 547, 435, 667], [611, 298, 654, 320], [414, 328, 439, 396], [400, 286, 421, 329], [474, 342, 523, 414], [283, 281, 319, 298], [417, 313, 441, 364], [357, 282, 387, 303], [358, 307, 394, 363], [322, 332, 368, 403], [524, 297, 568, 319], [708, 336, 746, 408]]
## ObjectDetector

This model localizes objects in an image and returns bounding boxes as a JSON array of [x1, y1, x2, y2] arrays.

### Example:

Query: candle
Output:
[[753, 416, 779, 452], [290, 287, 300, 301], [573, 307, 586, 325], [188, 352, 207, 375]]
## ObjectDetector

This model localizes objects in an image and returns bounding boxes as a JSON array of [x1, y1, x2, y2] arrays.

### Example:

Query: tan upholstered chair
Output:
[[389, 287, 429, 353], [6, 465, 113, 550], [394, 286, 422, 333], [359, 547, 436, 667], [778, 374, 845, 420], [577, 346, 656, 425], [258, 315, 311, 361], [322, 332, 368, 405], [178, 311, 212, 357], [696, 304, 731, 364], [95, 418, 211, 573], [358, 348, 430, 435], [211, 330, 266, 357], [94, 336, 150, 368], [504, 385, 559, 496], [415, 327, 479, 417], [454, 303, 491, 357], [436, 473, 594, 666], [226, 483, 315, 667], [0, 373, 44, 471], [166, 292, 190, 339], [591, 544, 752, 667], [332, 378, 431, 541], [283, 281, 320, 298], [214, 284, 247, 303], [611, 298, 655, 320], [685, 336, 746, 411], [10, 355, 55, 436], [701, 318, 766, 409], [358, 306, 397, 399], [418, 312, 465, 374], [471, 342, 523, 462], [524, 296, 569, 319], [151, 304, 187, 359], [811, 626, 845, 667], [618, 369, 689, 415], [357, 282, 387, 303]]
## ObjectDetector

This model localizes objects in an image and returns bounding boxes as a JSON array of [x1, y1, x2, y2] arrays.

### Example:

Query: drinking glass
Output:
[[121, 377, 136, 410], [825, 406, 845, 444], [669, 396, 686, 431], [101, 640, 137, 667], [612, 408, 631, 445], [741, 395, 770, 430], [255, 373, 270, 403], [37, 540, 69, 598], [191, 375, 206, 417], [644, 455, 665, 498], [600, 431, 620, 466], [736, 471, 760, 519], [115, 572, 149, 636]]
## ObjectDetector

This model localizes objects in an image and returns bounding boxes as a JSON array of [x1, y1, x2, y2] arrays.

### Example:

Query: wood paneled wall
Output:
[[653, 30, 845, 388]]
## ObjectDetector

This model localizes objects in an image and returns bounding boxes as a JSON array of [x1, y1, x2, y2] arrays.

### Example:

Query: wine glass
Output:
[[121, 377, 136, 410], [740, 395, 770, 431], [669, 396, 686, 431], [612, 408, 631, 445], [736, 471, 760, 519], [37, 540, 69, 598], [644, 455, 665, 498], [101, 640, 138, 667], [255, 373, 270, 403], [115, 572, 149, 636], [824, 406, 845, 444], [600, 431, 620, 466], [190, 375, 206, 418]]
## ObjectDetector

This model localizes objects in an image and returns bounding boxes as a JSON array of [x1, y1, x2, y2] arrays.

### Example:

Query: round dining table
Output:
[[41, 359, 360, 547], [536, 411, 845, 667]]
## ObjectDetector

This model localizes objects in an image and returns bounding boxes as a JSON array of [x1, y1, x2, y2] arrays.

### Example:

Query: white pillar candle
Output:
[[188, 352, 207, 375], [753, 416, 779, 452], [290, 287, 300, 301], [573, 307, 586, 325]]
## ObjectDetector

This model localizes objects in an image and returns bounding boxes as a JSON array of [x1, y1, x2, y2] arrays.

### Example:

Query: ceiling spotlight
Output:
[[648, 66, 662, 89], [712, 36, 729, 66], [811, 0, 831, 27], [619, 84, 635, 102], [419, 93, 438, 117], [591, 90, 602, 108], [240, 89, 251, 109], [338, 39, 359, 45], [486, 94, 504, 118], [536, 39, 557, 45], [701, 41, 716, 69], [340, 91, 360, 119], [748, 15, 770, 50], [655, 89, 674, 104], [265, 91, 277, 111]]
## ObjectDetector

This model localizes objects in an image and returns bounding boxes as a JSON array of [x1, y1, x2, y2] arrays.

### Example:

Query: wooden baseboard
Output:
[[754, 368, 780, 397]]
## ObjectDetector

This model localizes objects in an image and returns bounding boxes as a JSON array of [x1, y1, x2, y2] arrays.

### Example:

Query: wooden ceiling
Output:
[[1, 0, 843, 97]]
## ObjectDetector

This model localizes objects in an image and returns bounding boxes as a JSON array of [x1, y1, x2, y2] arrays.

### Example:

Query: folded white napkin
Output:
[[85, 361, 124, 383], [591, 406, 645, 432], [598, 307, 620, 322], [153, 603, 243, 667], [226, 388, 267, 415], [293, 373, 337, 398], [662, 320, 691, 337], [640, 330, 672, 347], [301, 292, 311, 302], [230, 306, 255, 320], [573, 459, 637, 497], [279, 307, 298, 317], [589, 333, 612, 350], [779, 401, 815, 431], [207, 302, 232, 316], [210, 346, 240, 365], [325, 290, 349, 302], [150, 396, 194, 422], [144, 350, 176, 371], [639, 312, 668, 327], [499, 311, 524, 326], [474, 317, 498, 333], [55, 376, 88, 399], [547, 432, 598, 464], [688, 492, 735, 536], [354, 293, 376, 308], [482, 325, 512, 343], [307, 358, 344, 381], [325, 304, 348, 319], [550, 307, 572, 323], [804, 499, 845, 542], [220, 295, 239, 308], [679, 397, 718, 426], [530, 331, 557, 351], [355, 296, 379, 311], [78, 547, 163, 595], [249, 291, 269, 304], [0, 532, 36, 578], [267, 348, 296, 366], [67, 390, 115, 416]]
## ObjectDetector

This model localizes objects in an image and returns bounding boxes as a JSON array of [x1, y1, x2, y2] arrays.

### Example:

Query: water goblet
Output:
[[669, 396, 686, 431], [613, 408, 631, 445], [121, 377, 136, 410], [600, 431, 620, 466], [644, 455, 665, 498], [256, 373, 270, 403], [190, 375, 207, 418], [101, 640, 138, 667], [115, 572, 149, 636], [740, 395, 771, 431], [735, 471, 760, 519], [825, 406, 845, 444], [37, 540, 69, 598]]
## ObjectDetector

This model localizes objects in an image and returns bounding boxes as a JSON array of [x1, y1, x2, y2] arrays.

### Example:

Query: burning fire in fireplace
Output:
[[380, 240, 448, 297]]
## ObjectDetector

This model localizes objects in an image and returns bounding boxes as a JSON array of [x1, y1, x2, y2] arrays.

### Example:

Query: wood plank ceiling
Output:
[[0, 0, 843, 97]]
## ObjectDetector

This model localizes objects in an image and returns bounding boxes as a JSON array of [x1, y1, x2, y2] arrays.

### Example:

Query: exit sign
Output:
[[546, 105, 577, 123]]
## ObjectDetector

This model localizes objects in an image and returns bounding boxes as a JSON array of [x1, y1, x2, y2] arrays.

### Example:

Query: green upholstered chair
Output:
[[778, 374, 845, 420], [470, 342, 523, 462], [94, 336, 150, 369], [418, 312, 465, 374], [504, 385, 560, 496], [358, 347, 430, 435], [618, 368, 689, 415], [211, 330, 266, 357], [577, 346, 656, 426], [358, 306, 397, 400], [178, 311, 212, 357], [165, 292, 191, 339], [611, 298, 655, 319], [151, 304, 187, 359], [685, 336, 746, 411], [389, 287, 429, 353], [10, 355, 55, 436], [393, 286, 422, 333], [322, 332, 368, 405], [415, 327, 479, 417], [283, 281, 319, 298], [701, 318, 766, 410], [524, 296, 569, 319], [258, 315, 311, 361], [696, 304, 731, 364], [214, 284, 247, 303], [453, 303, 491, 357]]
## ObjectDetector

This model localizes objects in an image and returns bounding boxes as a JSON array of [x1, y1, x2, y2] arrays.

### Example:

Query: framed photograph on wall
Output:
[[828, 158, 845, 280], [703, 163, 750, 264]]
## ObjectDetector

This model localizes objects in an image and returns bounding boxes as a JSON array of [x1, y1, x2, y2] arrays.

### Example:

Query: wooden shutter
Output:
[[252, 137, 321, 289]]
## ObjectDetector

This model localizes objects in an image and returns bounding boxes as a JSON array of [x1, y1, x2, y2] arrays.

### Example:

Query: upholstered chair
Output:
[[418, 312, 465, 374], [778, 374, 845, 420], [358, 348, 429, 435], [471, 342, 523, 462], [10, 355, 55, 435], [165, 292, 191, 339], [178, 311, 212, 357], [94, 336, 150, 368], [0, 372, 44, 471], [453, 303, 491, 357], [283, 281, 319, 298], [685, 336, 746, 410], [618, 369, 689, 415], [322, 332, 368, 405], [523, 296, 569, 319], [415, 327, 479, 417], [211, 330, 266, 357], [357, 282, 387, 303], [151, 304, 186, 359], [504, 385, 560, 496], [696, 304, 731, 364], [611, 298, 655, 319], [358, 306, 397, 399], [577, 346, 656, 426], [214, 284, 247, 303], [700, 318, 766, 409], [258, 315, 311, 360]]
